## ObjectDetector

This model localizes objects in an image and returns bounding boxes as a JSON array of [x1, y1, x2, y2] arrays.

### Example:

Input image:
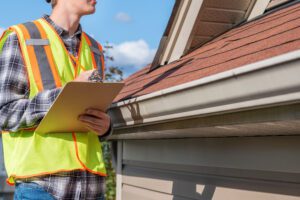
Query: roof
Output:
[[150, 0, 267, 70], [114, 2, 300, 103]]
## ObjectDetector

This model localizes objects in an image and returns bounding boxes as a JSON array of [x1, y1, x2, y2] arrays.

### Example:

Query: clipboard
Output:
[[35, 81, 124, 134]]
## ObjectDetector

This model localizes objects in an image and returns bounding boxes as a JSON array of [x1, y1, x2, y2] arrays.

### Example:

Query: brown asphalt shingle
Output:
[[114, 2, 300, 102]]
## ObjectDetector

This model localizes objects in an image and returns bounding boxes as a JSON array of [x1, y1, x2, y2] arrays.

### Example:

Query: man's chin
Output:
[[82, 8, 96, 15]]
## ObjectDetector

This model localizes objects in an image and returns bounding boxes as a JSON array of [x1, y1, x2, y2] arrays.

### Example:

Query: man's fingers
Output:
[[81, 121, 106, 136], [78, 109, 110, 136], [78, 114, 110, 130], [85, 108, 107, 118], [73, 70, 95, 82], [85, 123, 104, 132], [79, 115, 103, 126]]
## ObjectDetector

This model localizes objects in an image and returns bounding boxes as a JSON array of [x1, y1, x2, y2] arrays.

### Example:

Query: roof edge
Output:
[[109, 49, 300, 130], [112, 49, 300, 108]]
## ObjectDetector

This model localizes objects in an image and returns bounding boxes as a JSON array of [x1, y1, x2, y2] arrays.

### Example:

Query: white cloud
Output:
[[0, 27, 5, 36], [115, 12, 132, 23], [107, 39, 156, 71]]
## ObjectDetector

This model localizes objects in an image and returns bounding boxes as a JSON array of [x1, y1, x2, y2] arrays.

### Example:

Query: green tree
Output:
[[102, 42, 123, 200]]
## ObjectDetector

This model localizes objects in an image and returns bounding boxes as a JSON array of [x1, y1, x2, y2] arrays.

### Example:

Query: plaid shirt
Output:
[[0, 15, 108, 199]]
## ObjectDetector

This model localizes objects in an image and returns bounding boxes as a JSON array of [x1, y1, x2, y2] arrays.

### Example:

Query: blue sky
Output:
[[0, 0, 175, 77]]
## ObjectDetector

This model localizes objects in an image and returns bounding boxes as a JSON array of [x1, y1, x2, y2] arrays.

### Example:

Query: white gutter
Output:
[[112, 50, 300, 108], [109, 49, 300, 128]]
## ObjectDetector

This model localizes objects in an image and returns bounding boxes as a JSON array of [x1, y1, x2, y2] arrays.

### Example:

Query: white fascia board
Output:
[[167, 0, 204, 63], [109, 49, 300, 128], [160, 0, 204, 65]]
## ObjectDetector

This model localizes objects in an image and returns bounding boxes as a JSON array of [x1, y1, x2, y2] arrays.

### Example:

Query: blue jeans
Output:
[[14, 182, 106, 200], [14, 182, 56, 200]]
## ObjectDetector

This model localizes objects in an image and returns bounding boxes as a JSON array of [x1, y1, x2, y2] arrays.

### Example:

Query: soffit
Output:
[[187, 0, 257, 52]]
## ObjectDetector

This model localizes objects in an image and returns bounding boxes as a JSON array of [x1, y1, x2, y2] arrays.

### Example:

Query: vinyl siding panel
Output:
[[119, 136, 300, 200]]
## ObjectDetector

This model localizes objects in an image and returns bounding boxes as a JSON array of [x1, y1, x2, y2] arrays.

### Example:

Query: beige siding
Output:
[[123, 182, 300, 200], [123, 185, 185, 200], [118, 136, 300, 200]]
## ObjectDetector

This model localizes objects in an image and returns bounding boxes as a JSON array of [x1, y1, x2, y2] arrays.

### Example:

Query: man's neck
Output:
[[49, 8, 81, 36]]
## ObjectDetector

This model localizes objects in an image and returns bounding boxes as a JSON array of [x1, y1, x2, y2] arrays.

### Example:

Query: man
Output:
[[0, 0, 112, 199]]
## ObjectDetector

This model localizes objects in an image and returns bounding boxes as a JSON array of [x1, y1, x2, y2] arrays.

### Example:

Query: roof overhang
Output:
[[108, 49, 300, 139], [150, 0, 271, 71]]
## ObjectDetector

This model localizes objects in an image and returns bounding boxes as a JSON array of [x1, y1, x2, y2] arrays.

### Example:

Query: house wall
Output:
[[116, 136, 300, 200]]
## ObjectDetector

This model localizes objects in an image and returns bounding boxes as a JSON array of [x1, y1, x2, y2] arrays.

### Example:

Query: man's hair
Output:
[[46, 0, 57, 8], [51, 0, 57, 8]]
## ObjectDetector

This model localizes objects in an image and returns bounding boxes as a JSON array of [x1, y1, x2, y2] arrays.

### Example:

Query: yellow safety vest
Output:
[[0, 18, 107, 186]]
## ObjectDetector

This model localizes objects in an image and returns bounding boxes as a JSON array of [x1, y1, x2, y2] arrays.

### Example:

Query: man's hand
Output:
[[73, 70, 95, 82], [78, 108, 111, 136]]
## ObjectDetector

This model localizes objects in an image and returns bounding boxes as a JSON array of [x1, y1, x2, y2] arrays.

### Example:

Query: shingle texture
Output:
[[115, 2, 300, 102]]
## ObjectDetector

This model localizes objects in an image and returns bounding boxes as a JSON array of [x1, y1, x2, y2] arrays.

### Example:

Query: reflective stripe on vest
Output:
[[83, 33, 105, 80], [22, 21, 59, 90], [0, 18, 107, 186]]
